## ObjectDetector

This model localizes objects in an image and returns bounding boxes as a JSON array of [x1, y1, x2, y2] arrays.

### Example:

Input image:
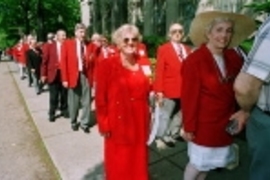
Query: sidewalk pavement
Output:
[[7, 60, 250, 180]]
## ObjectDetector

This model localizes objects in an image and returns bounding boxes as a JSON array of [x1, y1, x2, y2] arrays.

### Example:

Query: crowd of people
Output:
[[2, 9, 270, 180]]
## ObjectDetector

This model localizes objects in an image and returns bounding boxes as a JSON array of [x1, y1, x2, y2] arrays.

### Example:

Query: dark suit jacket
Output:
[[41, 42, 61, 83], [26, 48, 42, 77]]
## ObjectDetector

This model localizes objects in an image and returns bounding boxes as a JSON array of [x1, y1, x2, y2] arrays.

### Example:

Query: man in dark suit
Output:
[[61, 23, 92, 133], [41, 30, 68, 122], [153, 23, 192, 148]]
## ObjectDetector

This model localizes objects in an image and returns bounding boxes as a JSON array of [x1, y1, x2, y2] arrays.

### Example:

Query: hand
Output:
[[41, 76, 46, 83], [229, 110, 250, 134], [100, 132, 111, 138], [181, 130, 195, 142], [155, 92, 164, 107], [62, 81, 68, 88]]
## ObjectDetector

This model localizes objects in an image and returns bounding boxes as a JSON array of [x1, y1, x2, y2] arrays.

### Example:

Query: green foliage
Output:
[[0, 0, 80, 48], [143, 35, 166, 58], [240, 1, 270, 52], [244, 0, 270, 14]]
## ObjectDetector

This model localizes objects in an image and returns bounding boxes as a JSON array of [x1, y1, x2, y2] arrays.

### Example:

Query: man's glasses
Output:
[[123, 37, 138, 44], [171, 29, 183, 34]]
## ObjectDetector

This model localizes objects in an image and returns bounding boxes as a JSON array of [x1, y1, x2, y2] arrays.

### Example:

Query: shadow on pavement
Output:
[[82, 162, 105, 180]]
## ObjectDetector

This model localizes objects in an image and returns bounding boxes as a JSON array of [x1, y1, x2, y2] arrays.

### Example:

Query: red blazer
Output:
[[61, 39, 91, 88], [95, 55, 151, 144], [137, 43, 148, 58], [182, 44, 243, 147], [153, 42, 191, 98], [41, 42, 61, 83]]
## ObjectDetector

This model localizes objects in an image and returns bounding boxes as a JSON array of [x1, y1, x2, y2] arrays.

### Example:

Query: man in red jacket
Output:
[[61, 23, 92, 133], [41, 30, 68, 122], [153, 23, 192, 148]]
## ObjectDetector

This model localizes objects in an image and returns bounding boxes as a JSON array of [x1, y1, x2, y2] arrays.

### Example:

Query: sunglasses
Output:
[[123, 37, 138, 44], [171, 29, 183, 34]]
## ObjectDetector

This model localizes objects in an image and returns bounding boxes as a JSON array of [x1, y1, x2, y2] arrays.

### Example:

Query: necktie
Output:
[[178, 44, 183, 60], [81, 42, 87, 68]]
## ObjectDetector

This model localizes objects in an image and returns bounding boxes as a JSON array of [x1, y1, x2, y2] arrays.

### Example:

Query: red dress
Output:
[[95, 55, 150, 180]]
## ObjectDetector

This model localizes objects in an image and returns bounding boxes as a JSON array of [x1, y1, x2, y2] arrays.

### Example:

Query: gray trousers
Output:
[[247, 107, 270, 180], [161, 98, 182, 140], [68, 73, 91, 128]]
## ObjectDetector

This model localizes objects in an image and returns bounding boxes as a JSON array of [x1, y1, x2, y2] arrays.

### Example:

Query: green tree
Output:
[[0, 0, 80, 48]]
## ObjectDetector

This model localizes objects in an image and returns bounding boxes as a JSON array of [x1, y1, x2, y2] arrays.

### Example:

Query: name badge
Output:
[[141, 65, 152, 76], [139, 50, 145, 56]]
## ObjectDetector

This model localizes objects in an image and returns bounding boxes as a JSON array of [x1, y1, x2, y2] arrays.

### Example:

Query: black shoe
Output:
[[71, 123, 80, 131], [61, 111, 69, 118], [49, 116, 55, 122], [173, 135, 185, 142], [160, 138, 175, 148], [80, 126, 90, 133]]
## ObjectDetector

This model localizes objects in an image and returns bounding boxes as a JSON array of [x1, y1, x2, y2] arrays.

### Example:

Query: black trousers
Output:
[[26, 66, 33, 86], [48, 70, 68, 117]]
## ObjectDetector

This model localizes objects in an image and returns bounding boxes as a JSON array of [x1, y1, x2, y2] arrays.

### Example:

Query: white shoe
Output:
[[226, 143, 239, 170]]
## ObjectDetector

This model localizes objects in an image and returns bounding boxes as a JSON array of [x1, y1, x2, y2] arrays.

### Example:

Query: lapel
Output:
[[167, 43, 180, 64]]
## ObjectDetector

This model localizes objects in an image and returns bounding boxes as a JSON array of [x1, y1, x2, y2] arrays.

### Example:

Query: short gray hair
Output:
[[75, 23, 86, 31], [112, 24, 141, 45], [205, 17, 234, 33]]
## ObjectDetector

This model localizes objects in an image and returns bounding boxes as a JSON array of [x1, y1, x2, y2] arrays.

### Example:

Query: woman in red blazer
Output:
[[181, 11, 255, 180], [95, 24, 151, 180]]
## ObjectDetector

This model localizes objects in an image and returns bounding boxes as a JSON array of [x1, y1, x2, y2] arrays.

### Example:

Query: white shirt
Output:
[[76, 39, 85, 72], [213, 54, 226, 77], [56, 41, 61, 62], [171, 41, 188, 60]]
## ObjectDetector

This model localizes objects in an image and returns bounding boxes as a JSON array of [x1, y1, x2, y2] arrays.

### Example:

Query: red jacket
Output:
[[41, 42, 61, 83], [137, 43, 148, 58], [153, 42, 191, 98], [95, 55, 151, 144], [182, 44, 243, 147], [61, 39, 91, 88]]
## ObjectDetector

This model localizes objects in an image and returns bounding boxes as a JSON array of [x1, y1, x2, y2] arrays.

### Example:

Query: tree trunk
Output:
[[143, 0, 154, 36], [36, 0, 45, 41], [92, 0, 102, 33], [166, 0, 180, 32]]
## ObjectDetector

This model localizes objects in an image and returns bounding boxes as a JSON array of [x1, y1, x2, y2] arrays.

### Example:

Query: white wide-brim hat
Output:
[[189, 11, 256, 47]]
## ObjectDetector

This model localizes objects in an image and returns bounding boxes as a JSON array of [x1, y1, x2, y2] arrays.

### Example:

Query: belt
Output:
[[264, 111, 270, 116], [257, 106, 270, 116]]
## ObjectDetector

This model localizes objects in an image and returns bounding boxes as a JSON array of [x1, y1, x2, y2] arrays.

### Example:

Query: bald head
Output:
[[56, 30, 66, 43]]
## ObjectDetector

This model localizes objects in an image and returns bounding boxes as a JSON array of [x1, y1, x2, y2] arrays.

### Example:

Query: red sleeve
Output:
[[41, 44, 49, 77], [60, 41, 68, 82], [153, 46, 165, 93], [95, 60, 111, 133], [181, 54, 201, 133]]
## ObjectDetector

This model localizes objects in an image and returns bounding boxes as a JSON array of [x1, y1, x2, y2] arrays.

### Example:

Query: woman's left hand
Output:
[[229, 110, 250, 134]]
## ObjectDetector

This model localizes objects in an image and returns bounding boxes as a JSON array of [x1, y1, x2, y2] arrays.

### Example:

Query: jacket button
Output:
[[130, 98, 134, 101], [118, 116, 121, 119]]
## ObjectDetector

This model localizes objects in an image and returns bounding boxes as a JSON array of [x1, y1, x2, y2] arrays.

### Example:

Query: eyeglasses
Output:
[[171, 29, 183, 34], [123, 37, 138, 44]]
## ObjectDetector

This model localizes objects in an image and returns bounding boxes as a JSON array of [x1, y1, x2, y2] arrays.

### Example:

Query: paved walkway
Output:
[[6, 60, 250, 180]]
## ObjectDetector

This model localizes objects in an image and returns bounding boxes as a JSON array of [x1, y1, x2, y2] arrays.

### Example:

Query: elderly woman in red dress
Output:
[[181, 11, 255, 180], [95, 24, 151, 180]]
